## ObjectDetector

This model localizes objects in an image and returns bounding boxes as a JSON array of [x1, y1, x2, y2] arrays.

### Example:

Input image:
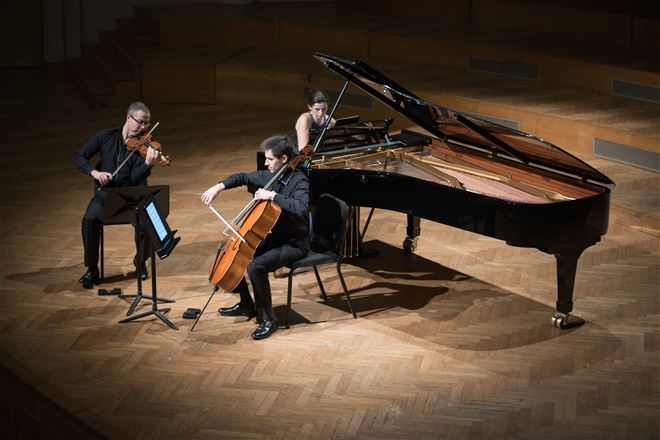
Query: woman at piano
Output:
[[292, 89, 336, 153]]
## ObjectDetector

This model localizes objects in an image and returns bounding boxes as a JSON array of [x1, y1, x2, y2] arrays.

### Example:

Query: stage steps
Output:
[[63, 1, 659, 167], [63, 15, 158, 108]]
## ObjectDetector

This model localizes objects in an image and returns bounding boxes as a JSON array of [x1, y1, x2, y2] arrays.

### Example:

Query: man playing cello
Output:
[[200, 135, 309, 340]]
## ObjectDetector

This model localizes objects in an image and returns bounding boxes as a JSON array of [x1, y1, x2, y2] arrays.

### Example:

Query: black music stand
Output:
[[102, 186, 174, 318], [103, 185, 172, 301], [119, 192, 180, 330], [103, 185, 170, 225], [101, 185, 170, 280]]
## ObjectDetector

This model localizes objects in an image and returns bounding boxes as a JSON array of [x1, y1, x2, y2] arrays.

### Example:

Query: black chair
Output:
[[285, 193, 357, 328], [100, 221, 150, 281], [99, 222, 128, 280]]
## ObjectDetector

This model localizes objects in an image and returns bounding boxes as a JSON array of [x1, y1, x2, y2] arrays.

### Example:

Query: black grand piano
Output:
[[301, 53, 613, 329]]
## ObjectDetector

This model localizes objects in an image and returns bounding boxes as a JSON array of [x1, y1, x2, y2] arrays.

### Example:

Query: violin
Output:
[[126, 133, 171, 166]]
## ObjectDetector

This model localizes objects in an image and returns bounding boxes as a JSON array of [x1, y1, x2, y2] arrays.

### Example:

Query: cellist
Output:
[[200, 135, 309, 340]]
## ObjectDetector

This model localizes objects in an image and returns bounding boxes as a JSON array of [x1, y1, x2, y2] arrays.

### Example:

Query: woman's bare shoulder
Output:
[[295, 112, 312, 128]]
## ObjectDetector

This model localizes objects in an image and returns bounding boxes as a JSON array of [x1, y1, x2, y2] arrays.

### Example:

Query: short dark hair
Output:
[[260, 135, 293, 160], [305, 89, 329, 106], [127, 101, 150, 116]]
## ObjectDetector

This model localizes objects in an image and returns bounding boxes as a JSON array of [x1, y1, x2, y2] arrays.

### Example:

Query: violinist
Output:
[[74, 102, 160, 289], [201, 135, 309, 340]]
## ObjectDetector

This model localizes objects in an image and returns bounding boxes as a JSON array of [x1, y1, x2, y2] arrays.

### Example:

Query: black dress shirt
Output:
[[74, 128, 151, 190], [222, 167, 310, 250]]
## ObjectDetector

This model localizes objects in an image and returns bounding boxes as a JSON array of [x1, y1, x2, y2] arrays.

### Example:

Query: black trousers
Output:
[[81, 191, 149, 269], [235, 238, 307, 313]]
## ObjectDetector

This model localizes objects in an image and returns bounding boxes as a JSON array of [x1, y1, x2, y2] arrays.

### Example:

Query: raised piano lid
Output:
[[314, 53, 614, 186]]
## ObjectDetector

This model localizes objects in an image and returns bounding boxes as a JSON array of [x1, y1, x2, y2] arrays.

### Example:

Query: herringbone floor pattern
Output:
[[0, 66, 658, 439]]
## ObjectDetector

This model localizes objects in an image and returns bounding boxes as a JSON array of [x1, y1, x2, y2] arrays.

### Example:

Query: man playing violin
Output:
[[74, 102, 160, 289], [200, 135, 309, 340]]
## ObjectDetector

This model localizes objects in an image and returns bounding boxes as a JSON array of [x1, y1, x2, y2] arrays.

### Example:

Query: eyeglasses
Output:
[[129, 114, 151, 127]]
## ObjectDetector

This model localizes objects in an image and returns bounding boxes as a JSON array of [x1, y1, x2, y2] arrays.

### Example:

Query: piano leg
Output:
[[404, 214, 420, 252], [346, 206, 379, 258], [543, 242, 595, 329]]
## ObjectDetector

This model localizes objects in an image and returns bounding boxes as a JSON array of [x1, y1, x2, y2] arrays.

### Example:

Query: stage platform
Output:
[[1, 62, 659, 439]]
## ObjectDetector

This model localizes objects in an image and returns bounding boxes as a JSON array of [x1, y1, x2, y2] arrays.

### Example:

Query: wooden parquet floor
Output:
[[1, 66, 659, 439]]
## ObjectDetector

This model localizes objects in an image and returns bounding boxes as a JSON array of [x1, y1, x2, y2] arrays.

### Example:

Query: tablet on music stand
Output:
[[139, 195, 180, 260]]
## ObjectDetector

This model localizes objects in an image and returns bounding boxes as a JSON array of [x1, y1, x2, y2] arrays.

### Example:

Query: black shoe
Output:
[[78, 267, 100, 289], [251, 319, 278, 340], [218, 303, 256, 319]]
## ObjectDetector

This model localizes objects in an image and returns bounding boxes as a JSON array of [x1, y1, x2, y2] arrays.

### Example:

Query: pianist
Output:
[[292, 89, 336, 152]]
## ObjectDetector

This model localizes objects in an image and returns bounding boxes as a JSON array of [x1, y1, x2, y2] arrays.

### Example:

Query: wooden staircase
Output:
[[65, 14, 159, 107]]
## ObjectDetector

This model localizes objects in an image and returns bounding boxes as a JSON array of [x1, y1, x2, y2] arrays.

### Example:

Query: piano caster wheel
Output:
[[551, 312, 584, 329], [403, 237, 418, 252], [552, 312, 568, 328]]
